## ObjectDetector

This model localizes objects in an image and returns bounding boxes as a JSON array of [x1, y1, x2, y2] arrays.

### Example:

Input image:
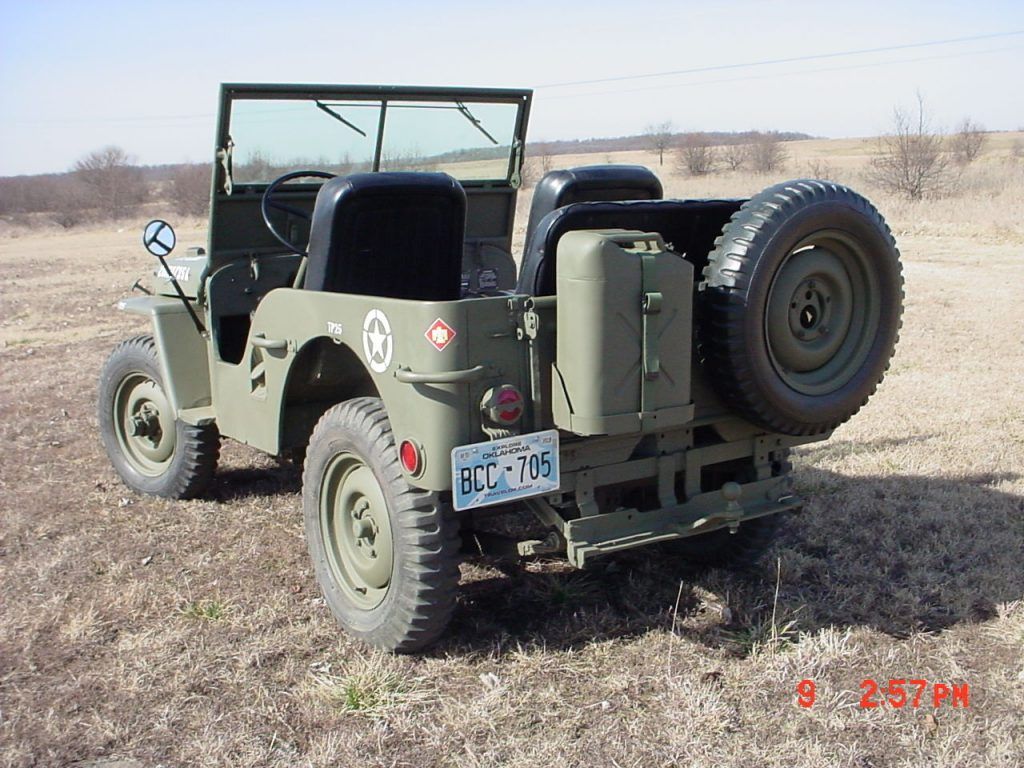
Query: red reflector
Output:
[[497, 389, 520, 405], [480, 385, 524, 427], [495, 387, 523, 423], [498, 405, 522, 422], [399, 440, 420, 474]]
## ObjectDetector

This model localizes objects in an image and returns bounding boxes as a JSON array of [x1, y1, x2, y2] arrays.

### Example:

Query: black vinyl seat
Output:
[[516, 198, 746, 296], [304, 172, 466, 301], [523, 165, 664, 256]]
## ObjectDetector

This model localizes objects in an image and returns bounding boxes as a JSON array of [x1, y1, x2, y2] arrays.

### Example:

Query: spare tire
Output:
[[698, 179, 903, 435]]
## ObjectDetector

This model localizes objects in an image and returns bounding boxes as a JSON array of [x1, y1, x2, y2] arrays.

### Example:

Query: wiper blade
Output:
[[315, 101, 367, 137], [455, 101, 498, 145]]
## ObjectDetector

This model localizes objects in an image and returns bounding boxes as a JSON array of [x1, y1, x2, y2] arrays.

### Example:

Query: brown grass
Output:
[[2, 137, 1023, 767]]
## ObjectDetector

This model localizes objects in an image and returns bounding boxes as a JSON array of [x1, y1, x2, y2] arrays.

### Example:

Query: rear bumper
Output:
[[516, 427, 814, 567], [539, 477, 799, 568]]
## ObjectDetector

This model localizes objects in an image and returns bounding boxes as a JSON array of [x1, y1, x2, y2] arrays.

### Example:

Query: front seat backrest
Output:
[[523, 165, 663, 256], [304, 172, 466, 301]]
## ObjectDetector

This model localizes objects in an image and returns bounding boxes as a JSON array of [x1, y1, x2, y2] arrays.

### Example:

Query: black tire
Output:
[[666, 514, 782, 568], [303, 397, 460, 652], [699, 179, 903, 435], [98, 335, 219, 499]]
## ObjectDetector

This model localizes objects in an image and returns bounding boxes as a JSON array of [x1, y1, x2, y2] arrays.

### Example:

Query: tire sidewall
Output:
[[739, 197, 903, 431]]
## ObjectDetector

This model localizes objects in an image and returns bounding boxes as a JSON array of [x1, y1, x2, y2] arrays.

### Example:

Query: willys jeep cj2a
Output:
[[99, 84, 903, 651]]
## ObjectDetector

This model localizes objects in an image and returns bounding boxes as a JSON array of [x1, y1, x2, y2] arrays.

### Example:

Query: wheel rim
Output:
[[765, 230, 880, 396], [113, 373, 175, 476], [319, 452, 394, 609]]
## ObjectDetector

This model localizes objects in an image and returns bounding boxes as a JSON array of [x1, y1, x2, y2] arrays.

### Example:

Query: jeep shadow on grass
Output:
[[99, 83, 905, 652], [443, 467, 1024, 656]]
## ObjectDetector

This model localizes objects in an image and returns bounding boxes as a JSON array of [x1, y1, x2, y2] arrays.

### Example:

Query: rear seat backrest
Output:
[[523, 165, 664, 260], [516, 198, 746, 296]]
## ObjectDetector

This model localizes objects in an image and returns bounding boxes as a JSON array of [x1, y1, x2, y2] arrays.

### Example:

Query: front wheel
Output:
[[303, 398, 460, 652], [98, 335, 219, 499]]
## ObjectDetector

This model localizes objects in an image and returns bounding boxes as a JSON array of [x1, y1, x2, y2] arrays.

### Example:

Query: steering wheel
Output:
[[260, 170, 336, 255]]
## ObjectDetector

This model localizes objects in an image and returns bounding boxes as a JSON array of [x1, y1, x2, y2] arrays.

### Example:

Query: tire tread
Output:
[[98, 335, 219, 499], [303, 397, 460, 652]]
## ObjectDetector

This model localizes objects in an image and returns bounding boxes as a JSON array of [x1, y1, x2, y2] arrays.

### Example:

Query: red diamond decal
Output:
[[425, 318, 456, 351]]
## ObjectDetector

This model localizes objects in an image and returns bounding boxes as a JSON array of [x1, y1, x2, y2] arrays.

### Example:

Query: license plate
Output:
[[451, 430, 560, 511]]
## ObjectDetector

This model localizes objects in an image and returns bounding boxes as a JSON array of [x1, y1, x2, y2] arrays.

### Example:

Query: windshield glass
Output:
[[230, 99, 380, 182], [379, 101, 518, 179], [228, 96, 520, 185]]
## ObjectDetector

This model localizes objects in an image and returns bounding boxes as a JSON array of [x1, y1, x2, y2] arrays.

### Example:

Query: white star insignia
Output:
[[367, 322, 387, 359]]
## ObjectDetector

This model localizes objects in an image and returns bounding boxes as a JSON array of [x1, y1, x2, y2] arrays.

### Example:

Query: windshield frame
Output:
[[217, 83, 532, 191]]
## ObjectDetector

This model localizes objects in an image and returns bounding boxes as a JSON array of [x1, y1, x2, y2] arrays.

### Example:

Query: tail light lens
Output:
[[481, 385, 524, 426]]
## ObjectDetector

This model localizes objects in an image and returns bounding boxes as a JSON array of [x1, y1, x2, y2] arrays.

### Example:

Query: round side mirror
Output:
[[143, 220, 176, 257]]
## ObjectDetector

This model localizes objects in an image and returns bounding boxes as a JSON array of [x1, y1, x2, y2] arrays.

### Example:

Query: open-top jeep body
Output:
[[100, 84, 902, 650]]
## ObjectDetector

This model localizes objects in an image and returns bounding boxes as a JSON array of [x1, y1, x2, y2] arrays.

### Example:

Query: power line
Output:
[[542, 43, 1024, 101], [536, 29, 1024, 89]]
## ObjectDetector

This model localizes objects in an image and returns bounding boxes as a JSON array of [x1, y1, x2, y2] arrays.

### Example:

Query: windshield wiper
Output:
[[455, 101, 498, 145], [315, 100, 367, 137]]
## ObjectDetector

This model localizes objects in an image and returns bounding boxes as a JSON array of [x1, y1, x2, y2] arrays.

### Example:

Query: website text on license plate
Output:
[[451, 430, 560, 511]]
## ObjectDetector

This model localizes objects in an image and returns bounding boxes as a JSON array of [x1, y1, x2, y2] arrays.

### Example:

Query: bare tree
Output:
[[519, 157, 536, 188], [537, 143, 554, 176], [232, 151, 278, 185], [721, 142, 749, 171], [867, 93, 954, 200], [644, 121, 674, 166], [520, 143, 555, 188], [678, 133, 716, 175], [168, 164, 210, 217], [950, 118, 987, 165], [750, 131, 787, 173], [73, 146, 147, 219], [804, 159, 838, 180], [48, 181, 91, 229]]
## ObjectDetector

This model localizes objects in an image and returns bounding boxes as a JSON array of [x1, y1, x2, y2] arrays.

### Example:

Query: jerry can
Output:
[[551, 229, 695, 435]]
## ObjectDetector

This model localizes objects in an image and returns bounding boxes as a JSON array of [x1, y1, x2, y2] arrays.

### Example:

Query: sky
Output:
[[1, 0, 1023, 177]]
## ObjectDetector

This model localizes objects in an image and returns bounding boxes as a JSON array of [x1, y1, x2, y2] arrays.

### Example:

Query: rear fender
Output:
[[117, 296, 213, 424]]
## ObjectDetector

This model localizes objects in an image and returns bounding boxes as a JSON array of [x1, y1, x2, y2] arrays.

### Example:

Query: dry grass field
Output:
[[2, 134, 1023, 767]]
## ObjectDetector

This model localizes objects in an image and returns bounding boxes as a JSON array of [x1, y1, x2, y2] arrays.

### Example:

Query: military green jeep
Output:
[[99, 84, 903, 651]]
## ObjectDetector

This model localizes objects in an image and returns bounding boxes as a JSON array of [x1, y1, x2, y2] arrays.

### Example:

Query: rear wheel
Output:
[[699, 180, 903, 435], [98, 335, 219, 499], [303, 398, 460, 652]]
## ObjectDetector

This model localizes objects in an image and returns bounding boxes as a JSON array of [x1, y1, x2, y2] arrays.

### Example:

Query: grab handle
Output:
[[394, 365, 487, 384]]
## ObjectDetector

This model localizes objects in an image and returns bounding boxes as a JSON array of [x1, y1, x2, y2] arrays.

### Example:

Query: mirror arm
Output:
[[154, 251, 206, 335]]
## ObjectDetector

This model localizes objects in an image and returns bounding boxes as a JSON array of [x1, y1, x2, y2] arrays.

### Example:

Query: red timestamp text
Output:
[[796, 679, 970, 709]]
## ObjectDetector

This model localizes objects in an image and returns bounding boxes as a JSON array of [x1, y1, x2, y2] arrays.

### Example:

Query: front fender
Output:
[[118, 296, 212, 422]]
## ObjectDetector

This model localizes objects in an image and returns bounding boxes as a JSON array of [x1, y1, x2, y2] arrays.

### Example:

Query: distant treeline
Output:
[[0, 147, 210, 227], [0, 129, 815, 227], [528, 130, 814, 155]]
